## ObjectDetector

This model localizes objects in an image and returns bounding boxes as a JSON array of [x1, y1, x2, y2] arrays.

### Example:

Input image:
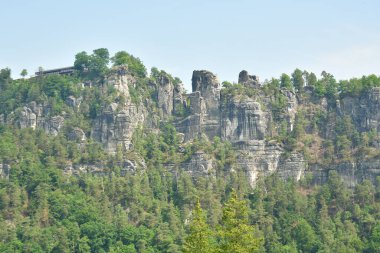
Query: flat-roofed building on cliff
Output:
[[35, 66, 75, 76]]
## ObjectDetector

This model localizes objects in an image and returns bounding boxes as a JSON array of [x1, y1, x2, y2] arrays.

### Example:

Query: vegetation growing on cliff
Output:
[[0, 126, 379, 252], [0, 48, 380, 252]]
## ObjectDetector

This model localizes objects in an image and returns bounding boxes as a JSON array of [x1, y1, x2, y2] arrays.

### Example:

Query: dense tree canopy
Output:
[[0, 49, 380, 252]]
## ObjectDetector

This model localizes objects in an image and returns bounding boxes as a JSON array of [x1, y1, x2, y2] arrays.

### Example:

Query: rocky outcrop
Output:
[[0, 164, 10, 179], [106, 65, 132, 99], [281, 89, 298, 132], [277, 153, 307, 181], [11, 103, 65, 136], [238, 70, 260, 88], [340, 87, 380, 133], [156, 73, 174, 117], [18, 106, 37, 129], [68, 127, 86, 141], [235, 140, 283, 186], [66, 96, 82, 110], [234, 141, 306, 187], [43, 116, 65, 136], [173, 83, 185, 116], [3, 68, 380, 187], [176, 70, 221, 141], [65, 159, 143, 177], [91, 103, 146, 154], [221, 97, 268, 141], [182, 151, 215, 176], [310, 159, 380, 188]]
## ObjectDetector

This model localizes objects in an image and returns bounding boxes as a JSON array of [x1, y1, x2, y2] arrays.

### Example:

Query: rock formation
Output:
[[238, 70, 260, 88], [2, 68, 380, 187], [0, 164, 10, 179], [156, 72, 174, 117], [90, 103, 146, 154]]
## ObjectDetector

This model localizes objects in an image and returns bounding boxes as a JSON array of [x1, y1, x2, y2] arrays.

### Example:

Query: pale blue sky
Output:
[[1, 0, 379, 90]]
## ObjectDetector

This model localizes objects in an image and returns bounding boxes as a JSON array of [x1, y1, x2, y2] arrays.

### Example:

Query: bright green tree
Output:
[[0, 67, 11, 90], [280, 73, 293, 90], [112, 51, 147, 78], [217, 191, 262, 253], [20, 69, 28, 78], [291, 68, 304, 92], [307, 72, 317, 87], [74, 48, 110, 78], [183, 200, 215, 253]]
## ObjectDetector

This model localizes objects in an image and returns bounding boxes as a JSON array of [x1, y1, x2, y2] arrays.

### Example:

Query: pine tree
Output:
[[183, 200, 215, 253], [217, 190, 263, 253]]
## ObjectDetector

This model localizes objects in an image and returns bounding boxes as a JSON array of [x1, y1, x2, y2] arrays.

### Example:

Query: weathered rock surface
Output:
[[310, 159, 380, 188], [238, 70, 260, 88], [181, 151, 215, 177], [176, 70, 221, 141], [68, 127, 86, 141], [280, 89, 298, 132], [18, 106, 37, 129], [340, 87, 380, 133], [2, 68, 380, 187], [65, 159, 143, 177], [0, 164, 11, 179], [106, 65, 132, 99], [66, 96, 82, 109], [221, 97, 268, 141], [91, 103, 146, 154], [156, 73, 174, 117], [10, 103, 65, 136]]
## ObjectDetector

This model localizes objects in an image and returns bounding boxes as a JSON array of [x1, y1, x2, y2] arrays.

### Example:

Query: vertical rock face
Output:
[[177, 70, 221, 140], [235, 140, 282, 186], [174, 70, 307, 186], [368, 87, 380, 132], [221, 97, 268, 141], [310, 159, 380, 188], [282, 89, 298, 132], [68, 127, 86, 141], [19, 107, 37, 129], [66, 96, 82, 110], [106, 65, 132, 100], [6, 67, 380, 187], [173, 83, 185, 116], [91, 103, 146, 154], [340, 87, 380, 133], [278, 153, 307, 181], [43, 116, 65, 136], [238, 70, 260, 88], [191, 70, 220, 119], [156, 73, 174, 117], [14, 103, 65, 136], [181, 151, 215, 177], [175, 92, 204, 140]]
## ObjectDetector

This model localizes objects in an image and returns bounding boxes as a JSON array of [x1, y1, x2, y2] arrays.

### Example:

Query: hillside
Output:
[[0, 48, 379, 252]]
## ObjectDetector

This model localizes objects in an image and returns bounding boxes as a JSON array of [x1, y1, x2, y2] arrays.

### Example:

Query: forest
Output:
[[0, 48, 380, 252]]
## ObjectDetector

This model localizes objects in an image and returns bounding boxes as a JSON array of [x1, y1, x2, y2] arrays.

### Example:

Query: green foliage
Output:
[[339, 74, 380, 97], [291, 68, 304, 92], [0, 67, 12, 90], [221, 82, 258, 98], [307, 72, 317, 87], [74, 48, 110, 79], [112, 51, 147, 78], [183, 201, 215, 253], [217, 190, 263, 253], [1, 49, 380, 252], [20, 69, 28, 78], [280, 73, 293, 90]]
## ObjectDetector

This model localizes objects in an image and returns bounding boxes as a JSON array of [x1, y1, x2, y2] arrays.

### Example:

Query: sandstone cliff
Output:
[[2, 67, 380, 187]]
